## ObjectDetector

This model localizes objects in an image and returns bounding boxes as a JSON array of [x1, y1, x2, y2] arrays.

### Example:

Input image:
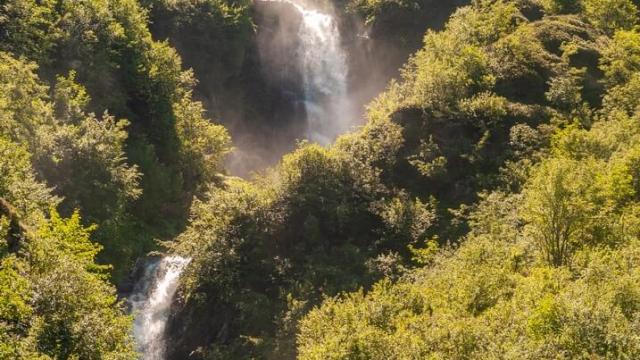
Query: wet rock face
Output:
[[222, 1, 310, 177], [118, 255, 161, 299], [164, 290, 230, 360], [254, 1, 305, 101]]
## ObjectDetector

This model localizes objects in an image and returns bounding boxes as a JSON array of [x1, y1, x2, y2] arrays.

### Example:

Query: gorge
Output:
[[131, 0, 355, 357], [6, 0, 638, 358]]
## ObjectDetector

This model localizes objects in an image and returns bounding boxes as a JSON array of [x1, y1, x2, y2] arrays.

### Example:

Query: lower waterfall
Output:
[[130, 256, 190, 359]]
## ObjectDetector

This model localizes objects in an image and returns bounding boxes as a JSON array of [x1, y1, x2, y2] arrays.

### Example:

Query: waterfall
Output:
[[129, 3, 351, 357], [259, 0, 352, 144], [130, 256, 191, 360], [295, 3, 351, 144]]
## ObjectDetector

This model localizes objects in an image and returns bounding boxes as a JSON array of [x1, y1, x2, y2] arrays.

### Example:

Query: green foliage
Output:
[[545, 66, 585, 114], [0, 0, 60, 62], [173, 92, 232, 185], [0, 52, 52, 147], [0, 195, 135, 358], [296, 6, 640, 355], [299, 171, 640, 358], [298, 235, 525, 359], [541, 0, 582, 14], [0, 138, 57, 225], [34, 210, 106, 273], [7, 0, 640, 358], [24, 210, 136, 359], [0, 3, 243, 353], [141, 0, 253, 133], [404, 31, 495, 112], [0, 52, 146, 278], [601, 72, 640, 115], [0, 0, 233, 280], [604, 31, 640, 79], [167, 138, 438, 357], [0, 257, 36, 359], [335, 2, 603, 246], [34, 108, 141, 222], [522, 157, 596, 266], [582, 0, 638, 34], [52, 71, 91, 123], [346, 0, 421, 25], [165, 1, 627, 358]]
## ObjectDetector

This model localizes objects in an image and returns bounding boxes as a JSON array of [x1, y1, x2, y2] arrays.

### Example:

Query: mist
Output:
[[145, 0, 439, 178], [211, 0, 414, 177]]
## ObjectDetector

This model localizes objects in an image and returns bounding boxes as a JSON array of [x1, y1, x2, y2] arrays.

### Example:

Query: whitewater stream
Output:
[[257, 0, 351, 143], [130, 256, 190, 359], [131, 1, 349, 358], [293, 1, 351, 143]]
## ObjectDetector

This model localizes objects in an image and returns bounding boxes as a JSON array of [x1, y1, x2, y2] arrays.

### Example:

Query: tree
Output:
[[522, 158, 594, 266], [583, 0, 638, 35], [540, 0, 582, 14]]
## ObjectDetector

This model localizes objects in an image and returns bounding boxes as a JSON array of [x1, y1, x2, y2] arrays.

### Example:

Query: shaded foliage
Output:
[[0, 0, 231, 281]]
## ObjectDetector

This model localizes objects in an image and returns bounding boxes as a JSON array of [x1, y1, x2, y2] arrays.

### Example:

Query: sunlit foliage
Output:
[[296, 3, 640, 358], [4, 0, 640, 358]]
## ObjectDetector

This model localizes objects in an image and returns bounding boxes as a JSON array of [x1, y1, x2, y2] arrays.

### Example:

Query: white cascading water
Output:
[[130, 256, 190, 360], [131, 3, 350, 358], [261, 0, 352, 144], [294, 2, 351, 144]]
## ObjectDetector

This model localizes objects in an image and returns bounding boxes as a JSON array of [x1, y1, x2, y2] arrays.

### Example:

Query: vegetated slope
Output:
[[0, 0, 234, 357], [0, 0, 468, 357], [298, 0, 640, 358], [3, 0, 640, 358], [164, 0, 640, 358], [0, 0, 232, 283], [140, 0, 471, 175], [341, 0, 471, 88], [0, 53, 136, 358]]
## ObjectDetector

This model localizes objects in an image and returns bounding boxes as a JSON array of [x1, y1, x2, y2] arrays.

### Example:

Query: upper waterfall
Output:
[[294, 2, 351, 144], [258, 0, 352, 144], [130, 3, 352, 358]]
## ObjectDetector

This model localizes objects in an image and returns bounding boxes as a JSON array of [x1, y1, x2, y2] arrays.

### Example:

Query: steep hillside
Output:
[[0, 0, 230, 283], [161, 0, 639, 358], [3, 0, 640, 359]]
